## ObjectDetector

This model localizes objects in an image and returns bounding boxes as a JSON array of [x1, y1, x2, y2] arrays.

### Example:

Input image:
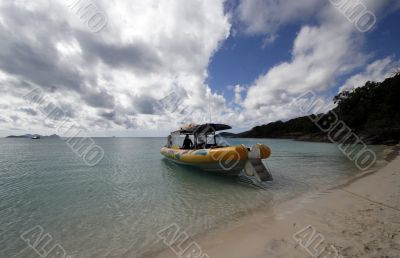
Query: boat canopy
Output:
[[172, 123, 232, 135]]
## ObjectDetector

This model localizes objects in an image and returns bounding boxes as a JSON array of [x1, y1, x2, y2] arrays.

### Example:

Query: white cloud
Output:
[[0, 0, 398, 136], [242, 7, 364, 117], [233, 84, 245, 104], [236, 0, 393, 37], [0, 0, 231, 135], [239, 0, 395, 124], [237, 0, 323, 36], [339, 56, 399, 92]]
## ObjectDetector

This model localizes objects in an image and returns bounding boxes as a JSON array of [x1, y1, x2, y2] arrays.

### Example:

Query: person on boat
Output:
[[182, 135, 193, 149]]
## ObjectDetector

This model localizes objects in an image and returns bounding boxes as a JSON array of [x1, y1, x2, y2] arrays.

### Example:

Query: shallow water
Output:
[[0, 137, 386, 257]]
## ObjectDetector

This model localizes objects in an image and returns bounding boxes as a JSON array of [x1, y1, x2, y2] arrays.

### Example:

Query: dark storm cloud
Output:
[[0, 5, 85, 92], [10, 115, 20, 122], [0, 3, 164, 119], [58, 103, 76, 118], [90, 119, 112, 129], [99, 110, 116, 120], [0, 4, 118, 112], [19, 108, 38, 116], [100, 95, 159, 119], [0, 78, 33, 98], [131, 95, 158, 115], [98, 110, 137, 129], [0, 0, 230, 133], [0, 32, 84, 92], [76, 31, 163, 73], [82, 89, 115, 109]]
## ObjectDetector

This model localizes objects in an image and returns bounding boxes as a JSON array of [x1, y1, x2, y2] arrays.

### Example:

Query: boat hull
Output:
[[160, 145, 249, 174], [163, 157, 246, 175]]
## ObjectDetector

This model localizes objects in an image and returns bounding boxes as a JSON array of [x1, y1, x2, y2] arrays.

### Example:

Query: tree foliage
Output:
[[239, 74, 400, 144], [333, 75, 400, 132]]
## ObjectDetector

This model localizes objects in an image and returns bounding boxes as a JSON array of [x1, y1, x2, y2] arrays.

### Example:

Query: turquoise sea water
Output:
[[0, 138, 386, 257]]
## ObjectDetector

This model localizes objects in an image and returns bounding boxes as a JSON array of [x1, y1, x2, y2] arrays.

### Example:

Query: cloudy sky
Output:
[[0, 0, 399, 137]]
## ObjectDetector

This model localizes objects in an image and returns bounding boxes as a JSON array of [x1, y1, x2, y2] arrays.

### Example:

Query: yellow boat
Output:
[[160, 124, 273, 181]]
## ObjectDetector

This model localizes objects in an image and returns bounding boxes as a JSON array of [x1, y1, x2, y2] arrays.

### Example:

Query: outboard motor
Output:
[[244, 144, 273, 182]]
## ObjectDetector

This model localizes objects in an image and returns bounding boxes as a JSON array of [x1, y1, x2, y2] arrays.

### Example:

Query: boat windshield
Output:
[[167, 124, 232, 149], [166, 134, 190, 148], [167, 132, 229, 150]]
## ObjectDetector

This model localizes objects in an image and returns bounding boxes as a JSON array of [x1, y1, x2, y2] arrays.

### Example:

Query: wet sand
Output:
[[154, 146, 400, 258]]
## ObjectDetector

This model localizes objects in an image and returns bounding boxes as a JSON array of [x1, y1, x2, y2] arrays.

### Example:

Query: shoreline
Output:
[[153, 145, 400, 258], [226, 136, 399, 146]]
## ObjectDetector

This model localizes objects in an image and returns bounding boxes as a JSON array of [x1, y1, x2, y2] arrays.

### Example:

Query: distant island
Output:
[[220, 73, 400, 145], [6, 134, 61, 139]]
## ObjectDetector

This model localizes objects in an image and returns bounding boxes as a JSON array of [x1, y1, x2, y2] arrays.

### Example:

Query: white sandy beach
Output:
[[154, 146, 400, 258]]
